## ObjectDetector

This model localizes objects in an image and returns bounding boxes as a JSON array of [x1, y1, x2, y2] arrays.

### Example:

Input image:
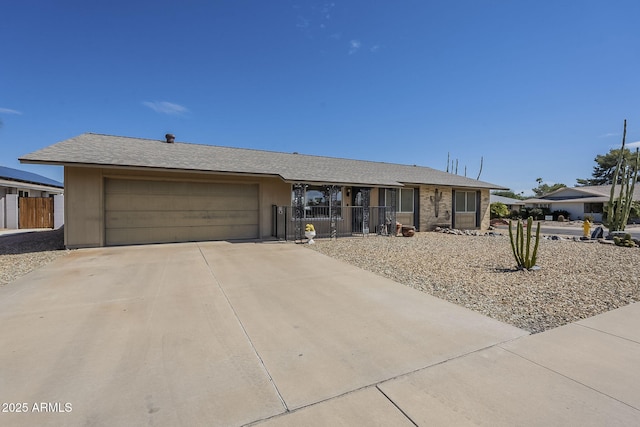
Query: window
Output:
[[292, 185, 342, 218], [455, 191, 477, 213], [584, 203, 603, 214], [533, 203, 550, 209], [385, 188, 414, 213], [18, 190, 29, 197]]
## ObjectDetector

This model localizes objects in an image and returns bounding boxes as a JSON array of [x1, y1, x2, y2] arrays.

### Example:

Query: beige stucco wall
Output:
[[65, 167, 103, 248], [479, 188, 490, 230], [64, 166, 291, 248]]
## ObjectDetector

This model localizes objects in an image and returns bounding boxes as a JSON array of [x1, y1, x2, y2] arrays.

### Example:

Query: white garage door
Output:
[[105, 179, 259, 245]]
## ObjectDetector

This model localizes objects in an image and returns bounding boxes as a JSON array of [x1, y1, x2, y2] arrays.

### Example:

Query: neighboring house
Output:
[[20, 133, 507, 248], [489, 194, 525, 213], [523, 185, 640, 223], [0, 166, 64, 230]]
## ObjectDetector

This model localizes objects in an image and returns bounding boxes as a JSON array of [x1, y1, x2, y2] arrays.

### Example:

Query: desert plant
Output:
[[508, 216, 541, 270], [613, 233, 636, 247], [606, 120, 640, 232], [557, 215, 565, 222]]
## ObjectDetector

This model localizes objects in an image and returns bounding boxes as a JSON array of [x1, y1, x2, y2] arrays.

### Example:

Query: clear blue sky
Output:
[[2, 0, 640, 196]]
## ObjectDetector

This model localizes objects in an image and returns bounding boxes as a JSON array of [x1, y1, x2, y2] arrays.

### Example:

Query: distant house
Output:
[[489, 194, 525, 213], [523, 185, 640, 223], [0, 166, 64, 229], [20, 133, 507, 248]]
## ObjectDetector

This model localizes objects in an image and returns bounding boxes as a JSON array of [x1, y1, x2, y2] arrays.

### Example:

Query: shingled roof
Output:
[[20, 133, 506, 189]]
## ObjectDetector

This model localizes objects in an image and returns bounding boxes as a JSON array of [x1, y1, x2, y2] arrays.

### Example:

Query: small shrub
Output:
[[530, 208, 544, 220], [509, 210, 522, 219], [552, 210, 570, 221], [557, 214, 565, 222]]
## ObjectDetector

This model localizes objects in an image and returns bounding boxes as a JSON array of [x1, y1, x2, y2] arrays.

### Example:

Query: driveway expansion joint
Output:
[[498, 345, 640, 412], [375, 385, 420, 427], [196, 243, 289, 413], [574, 322, 640, 345]]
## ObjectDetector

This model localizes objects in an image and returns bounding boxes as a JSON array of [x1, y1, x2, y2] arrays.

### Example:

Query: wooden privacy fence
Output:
[[19, 197, 54, 229]]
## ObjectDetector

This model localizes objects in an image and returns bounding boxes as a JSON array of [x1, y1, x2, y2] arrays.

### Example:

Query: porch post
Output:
[[361, 187, 371, 234], [293, 183, 306, 242], [387, 188, 397, 237], [327, 185, 340, 239]]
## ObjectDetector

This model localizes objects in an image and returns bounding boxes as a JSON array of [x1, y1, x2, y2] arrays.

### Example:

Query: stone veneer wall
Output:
[[419, 186, 491, 231], [419, 185, 453, 231]]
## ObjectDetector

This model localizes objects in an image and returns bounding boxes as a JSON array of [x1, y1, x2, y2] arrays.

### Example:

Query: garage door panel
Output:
[[105, 179, 259, 245], [105, 180, 256, 197], [106, 194, 259, 212], [106, 209, 259, 228], [107, 224, 259, 245]]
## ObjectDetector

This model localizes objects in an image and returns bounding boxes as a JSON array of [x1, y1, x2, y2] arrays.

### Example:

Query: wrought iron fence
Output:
[[272, 205, 397, 241]]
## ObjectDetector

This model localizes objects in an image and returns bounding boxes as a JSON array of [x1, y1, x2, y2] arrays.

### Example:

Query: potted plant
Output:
[[305, 223, 316, 244]]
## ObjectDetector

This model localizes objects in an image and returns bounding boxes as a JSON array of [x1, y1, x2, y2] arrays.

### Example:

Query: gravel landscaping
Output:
[[0, 228, 70, 286], [308, 231, 640, 333]]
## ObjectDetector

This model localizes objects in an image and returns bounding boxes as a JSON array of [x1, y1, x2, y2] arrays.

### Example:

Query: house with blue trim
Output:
[[0, 166, 64, 229]]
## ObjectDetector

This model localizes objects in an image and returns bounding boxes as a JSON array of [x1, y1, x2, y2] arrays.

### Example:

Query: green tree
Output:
[[577, 148, 639, 186], [532, 178, 566, 197], [490, 202, 509, 218], [491, 190, 525, 200]]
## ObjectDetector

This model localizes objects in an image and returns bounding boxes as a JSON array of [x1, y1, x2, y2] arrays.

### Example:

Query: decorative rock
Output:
[[401, 225, 416, 237], [309, 232, 640, 334], [591, 226, 604, 239]]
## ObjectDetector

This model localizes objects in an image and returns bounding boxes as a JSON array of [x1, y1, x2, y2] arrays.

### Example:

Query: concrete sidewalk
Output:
[[0, 242, 638, 426]]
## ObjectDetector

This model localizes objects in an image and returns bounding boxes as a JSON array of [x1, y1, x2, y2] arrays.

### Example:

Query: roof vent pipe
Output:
[[165, 133, 175, 143]]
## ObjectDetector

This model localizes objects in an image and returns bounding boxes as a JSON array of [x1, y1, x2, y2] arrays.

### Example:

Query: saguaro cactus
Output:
[[508, 216, 541, 270]]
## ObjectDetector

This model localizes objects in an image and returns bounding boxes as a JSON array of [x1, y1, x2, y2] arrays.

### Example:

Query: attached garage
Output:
[[104, 178, 259, 245]]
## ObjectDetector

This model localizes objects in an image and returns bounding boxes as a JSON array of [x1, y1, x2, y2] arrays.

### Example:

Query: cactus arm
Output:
[[508, 220, 519, 265], [518, 220, 524, 267], [621, 148, 639, 227], [608, 120, 627, 231], [525, 216, 532, 267], [531, 221, 541, 267]]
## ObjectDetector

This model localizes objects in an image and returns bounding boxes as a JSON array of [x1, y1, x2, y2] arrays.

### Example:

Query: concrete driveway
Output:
[[1, 241, 638, 426]]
